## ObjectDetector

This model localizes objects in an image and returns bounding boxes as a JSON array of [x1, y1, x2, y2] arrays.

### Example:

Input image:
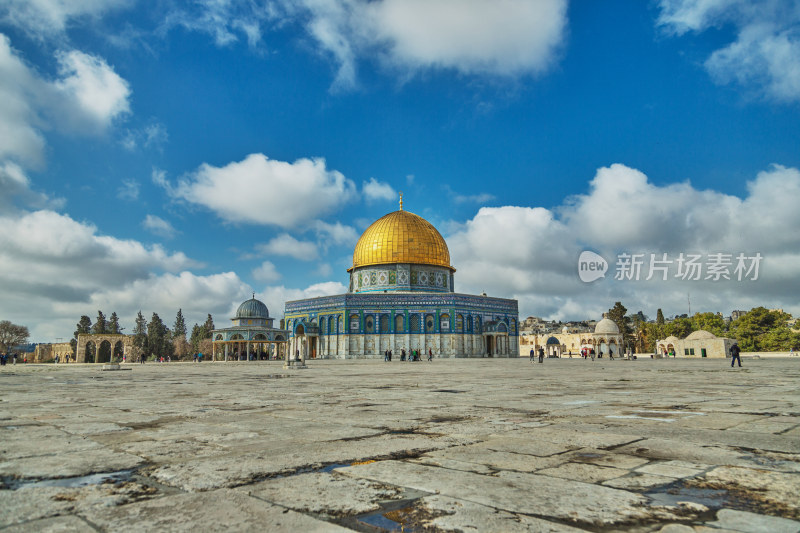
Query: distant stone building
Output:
[[656, 330, 735, 358], [33, 342, 72, 363], [519, 316, 624, 357], [211, 296, 289, 361]]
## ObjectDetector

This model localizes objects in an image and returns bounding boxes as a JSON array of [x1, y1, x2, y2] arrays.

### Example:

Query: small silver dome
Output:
[[235, 297, 269, 319]]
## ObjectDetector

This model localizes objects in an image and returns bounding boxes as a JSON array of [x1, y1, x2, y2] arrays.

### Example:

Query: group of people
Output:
[[384, 348, 433, 362], [0, 353, 21, 365], [529, 347, 545, 363]]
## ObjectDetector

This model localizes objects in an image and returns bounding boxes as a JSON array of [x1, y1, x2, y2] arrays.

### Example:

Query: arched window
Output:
[[365, 315, 375, 333], [425, 314, 435, 333], [380, 314, 389, 333], [395, 314, 404, 333], [328, 316, 335, 335], [467, 316, 473, 333], [456, 314, 464, 332], [475, 316, 482, 334], [350, 314, 360, 333], [410, 314, 421, 333], [440, 314, 450, 332]]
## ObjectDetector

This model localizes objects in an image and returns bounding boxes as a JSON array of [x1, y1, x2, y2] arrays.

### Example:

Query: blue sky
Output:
[[1, 0, 799, 341]]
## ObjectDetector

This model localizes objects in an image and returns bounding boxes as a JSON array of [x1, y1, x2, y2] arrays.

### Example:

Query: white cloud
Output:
[[0, 34, 48, 167], [0, 34, 131, 170], [0, 161, 64, 210], [117, 178, 140, 200], [657, 0, 800, 102], [160, 0, 279, 49], [121, 122, 168, 151], [315, 262, 333, 277], [362, 177, 396, 202], [444, 184, 495, 204], [50, 50, 131, 133], [259, 281, 348, 320], [0, 208, 216, 340], [448, 163, 800, 321], [313, 220, 359, 246], [0, 0, 132, 40], [277, 0, 568, 89], [165, 153, 357, 228], [252, 260, 281, 283], [255, 233, 319, 261], [142, 214, 178, 239]]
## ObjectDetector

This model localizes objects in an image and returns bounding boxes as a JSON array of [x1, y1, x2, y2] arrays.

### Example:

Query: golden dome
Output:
[[350, 209, 453, 271]]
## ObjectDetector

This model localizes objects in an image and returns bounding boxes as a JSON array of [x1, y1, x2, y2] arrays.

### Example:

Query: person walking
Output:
[[538, 347, 544, 364], [530, 348, 535, 362], [609, 347, 614, 360], [590, 348, 595, 361], [427, 348, 433, 362], [730, 342, 742, 367]]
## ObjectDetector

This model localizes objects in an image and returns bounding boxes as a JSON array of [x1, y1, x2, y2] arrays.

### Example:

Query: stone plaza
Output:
[[1, 358, 799, 532]]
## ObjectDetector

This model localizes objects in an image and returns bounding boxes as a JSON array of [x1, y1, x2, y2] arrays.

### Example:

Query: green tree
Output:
[[147, 313, 173, 359], [606, 302, 630, 346], [92, 311, 107, 335], [656, 309, 665, 325], [690, 312, 726, 337], [203, 314, 215, 333], [108, 312, 121, 334], [729, 307, 795, 351], [73, 315, 93, 361], [172, 309, 188, 358], [664, 317, 693, 339], [0, 320, 30, 353], [132, 311, 148, 361]]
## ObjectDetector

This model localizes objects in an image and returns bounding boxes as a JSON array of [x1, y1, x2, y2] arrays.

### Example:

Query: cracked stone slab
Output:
[[419, 445, 567, 473], [707, 508, 800, 533], [82, 487, 350, 531], [338, 459, 658, 526], [148, 433, 470, 491], [472, 436, 576, 457], [560, 448, 650, 470], [236, 471, 404, 515], [0, 488, 74, 527], [1, 515, 93, 533], [691, 465, 800, 519], [0, 479, 157, 528], [536, 462, 629, 483], [418, 494, 586, 532], [0, 448, 144, 479], [602, 472, 675, 490], [635, 461, 709, 479]]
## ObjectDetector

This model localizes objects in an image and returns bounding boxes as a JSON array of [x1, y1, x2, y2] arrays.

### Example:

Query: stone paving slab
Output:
[[419, 494, 586, 532], [337, 459, 657, 527], [1, 358, 799, 531], [82, 488, 350, 532], [235, 471, 405, 515]]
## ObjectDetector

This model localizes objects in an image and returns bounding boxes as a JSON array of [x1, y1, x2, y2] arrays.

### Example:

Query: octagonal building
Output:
[[284, 199, 519, 359]]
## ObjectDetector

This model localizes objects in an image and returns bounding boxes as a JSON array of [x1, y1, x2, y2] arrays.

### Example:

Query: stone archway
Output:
[[76, 334, 133, 363]]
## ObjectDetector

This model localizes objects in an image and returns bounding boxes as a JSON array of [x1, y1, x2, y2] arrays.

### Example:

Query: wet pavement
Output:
[[1, 357, 799, 532]]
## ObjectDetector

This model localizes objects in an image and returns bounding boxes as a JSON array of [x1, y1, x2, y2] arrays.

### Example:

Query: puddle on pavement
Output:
[[647, 484, 729, 509], [356, 506, 417, 532], [320, 463, 350, 473], [5, 469, 135, 490], [606, 415, 677, 422]]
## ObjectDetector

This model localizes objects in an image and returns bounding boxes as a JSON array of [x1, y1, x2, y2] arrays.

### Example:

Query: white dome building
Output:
[[657, 329, 735, 359]]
